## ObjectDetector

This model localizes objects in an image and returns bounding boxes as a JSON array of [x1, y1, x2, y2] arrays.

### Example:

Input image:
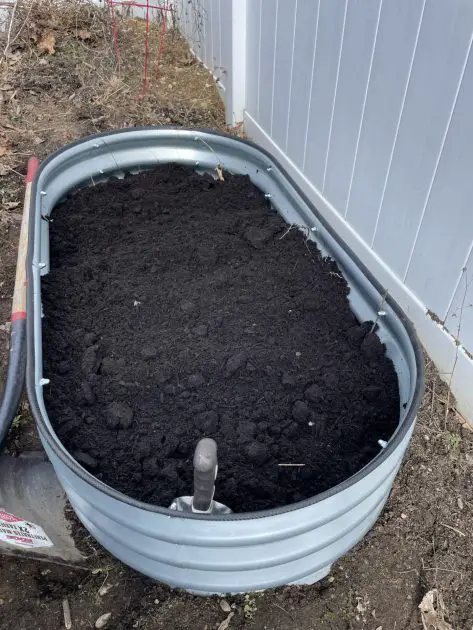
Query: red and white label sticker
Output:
[[0, 509, 53, 549]]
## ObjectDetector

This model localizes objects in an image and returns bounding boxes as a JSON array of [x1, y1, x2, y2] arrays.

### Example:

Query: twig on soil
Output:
[[194, 135, 225, 172], [62, 598, 72, 629], [439, 523, 466, 537], [369, 289, 389, 335], [273, 603, 295, 622], [278, 463, 305, 467]]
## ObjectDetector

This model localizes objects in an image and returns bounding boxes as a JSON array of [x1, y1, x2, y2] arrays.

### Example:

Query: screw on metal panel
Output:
[[377, 310, 387, 317], [378, 439, 388, 449], [194, 136, 199, 141], [311, 226, 318, 232], [93, 143, 100, 148], [266, 166, 273, 172], [99, 169, 104, 174], [40, 378, 50, 386], [40, 191, 47, 196], [264, 193, 271, 199], [37, 262, 46, 269]]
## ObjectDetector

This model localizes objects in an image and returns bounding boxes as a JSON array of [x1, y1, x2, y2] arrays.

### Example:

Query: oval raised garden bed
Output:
[[27, 128, 423, 593]]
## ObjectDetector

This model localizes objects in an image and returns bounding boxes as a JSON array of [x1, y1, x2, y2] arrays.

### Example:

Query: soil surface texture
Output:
[[42, 164, 399, 512]]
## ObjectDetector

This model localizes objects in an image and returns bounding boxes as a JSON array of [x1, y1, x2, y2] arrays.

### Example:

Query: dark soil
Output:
[[41, 164, 399, 512]]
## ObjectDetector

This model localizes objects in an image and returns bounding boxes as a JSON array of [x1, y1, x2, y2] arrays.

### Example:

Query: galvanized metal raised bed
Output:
[[26, 128, 424, 594]]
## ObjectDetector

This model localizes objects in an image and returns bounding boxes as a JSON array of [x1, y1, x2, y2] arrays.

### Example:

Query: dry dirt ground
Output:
[[1, 4, 473, 630]]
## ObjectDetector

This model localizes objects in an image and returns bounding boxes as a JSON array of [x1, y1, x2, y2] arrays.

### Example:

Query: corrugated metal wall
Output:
[[176, 0, 473, 419]]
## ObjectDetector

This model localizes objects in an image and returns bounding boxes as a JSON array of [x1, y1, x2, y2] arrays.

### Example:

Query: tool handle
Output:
[[192, 438, 217, 512]]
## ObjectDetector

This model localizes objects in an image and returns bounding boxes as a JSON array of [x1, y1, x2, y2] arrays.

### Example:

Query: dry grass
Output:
[[0, 0, 225, 221]]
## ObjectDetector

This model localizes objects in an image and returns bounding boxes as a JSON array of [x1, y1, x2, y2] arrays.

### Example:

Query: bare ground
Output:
[[1, 4, 472, 629]]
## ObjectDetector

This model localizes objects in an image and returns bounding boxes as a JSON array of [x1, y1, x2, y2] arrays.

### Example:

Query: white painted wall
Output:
[[177, 0, 473, 421]]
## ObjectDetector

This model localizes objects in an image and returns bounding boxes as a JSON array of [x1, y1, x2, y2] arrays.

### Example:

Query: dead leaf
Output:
[[77, 29, 91, 40], [419, 590, 453, 630], [217, 612, 234, 630], [219, 600, 231, 613], [37, 31, 56, 55]]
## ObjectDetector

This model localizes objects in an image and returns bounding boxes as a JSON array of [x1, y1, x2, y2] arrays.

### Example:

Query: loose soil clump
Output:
[[42, 164, 399, 512]]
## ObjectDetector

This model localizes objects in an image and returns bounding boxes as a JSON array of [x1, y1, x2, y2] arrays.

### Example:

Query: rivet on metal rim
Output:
[[93, 143, 101, 148], [311, 226, 318, 232], [195, 161, 200, 166], [40, 378, 50, 386], [99, 170, 104, 175], [378, 439, 388, 449], [377, 310, 387, 317], [37, 262, 47, 269], [266, 166, 273, 173], [40, 191, 47, 196], [264, 193, 271, 199]]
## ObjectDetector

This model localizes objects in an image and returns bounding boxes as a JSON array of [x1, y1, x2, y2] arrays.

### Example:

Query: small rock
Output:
[[81, 345, 99, 374], [245, 441, 270, 465], [220, 600, 232, 613], [95, 612, 112, 629], [73, 451, 98, 471], [106, 402, 133, 429], [130, 187, 145, 200], [304, 384, 323, 403], [292, 400, 310, 422], [140, 346, 158, 360], [57, 361, 70, 375], [83, 332, 98, 346], [243, 226, 273, 249], [195, 410, 219, 433], [225, 351, 246, 377], [81, 381, 95, 405], [101, 357, 125, 375], [193, 324, 208, 337], [180, 300, 196, 312], [188, 373, 205, 389]]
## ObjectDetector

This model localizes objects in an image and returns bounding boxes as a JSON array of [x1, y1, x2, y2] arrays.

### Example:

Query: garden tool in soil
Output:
[[169, 438, 231, 514]]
